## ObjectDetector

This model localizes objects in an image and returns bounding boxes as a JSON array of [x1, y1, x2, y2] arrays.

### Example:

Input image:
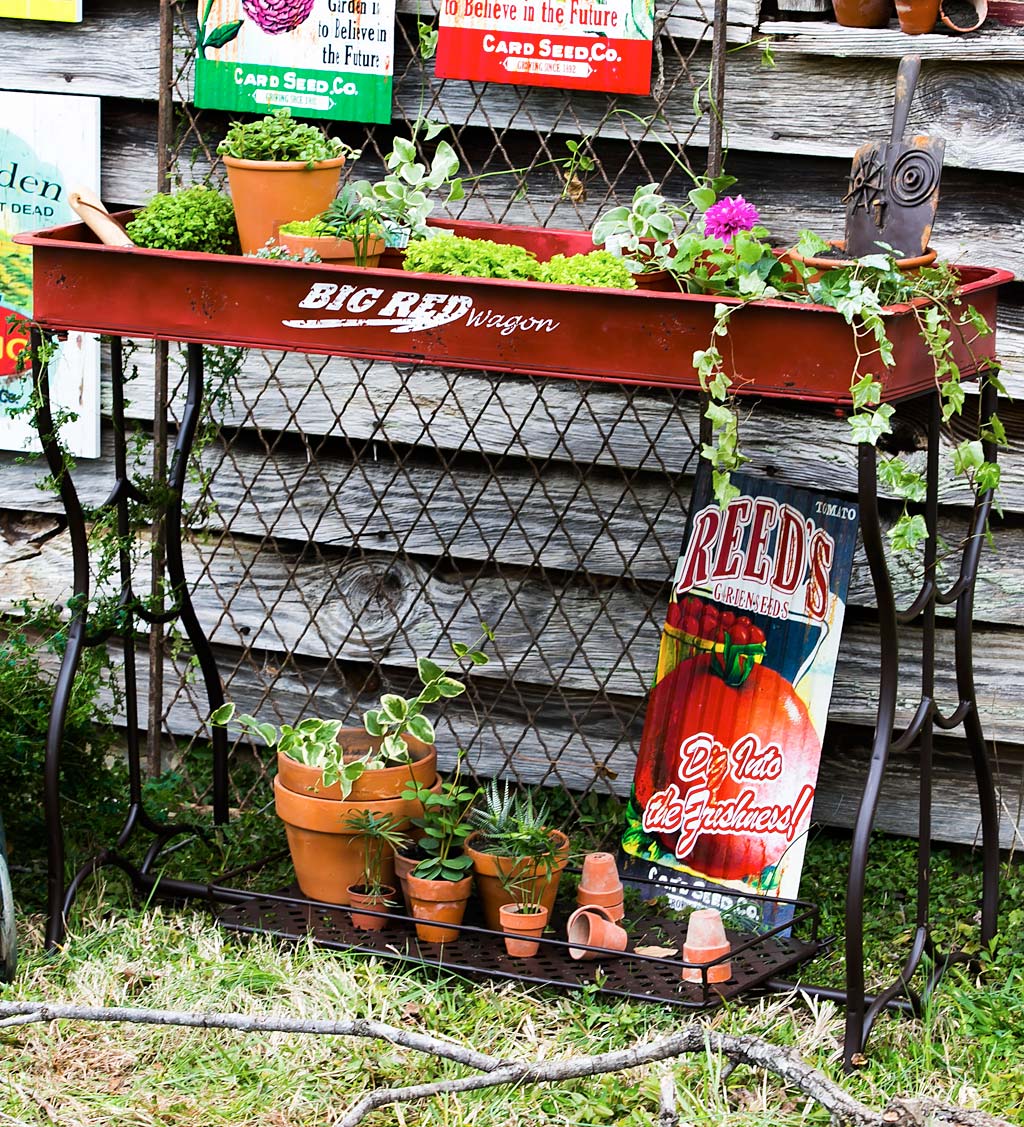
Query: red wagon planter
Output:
[[16, 215, 1009, 405]]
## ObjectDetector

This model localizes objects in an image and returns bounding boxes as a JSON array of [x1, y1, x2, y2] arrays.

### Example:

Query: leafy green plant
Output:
[[125, 186, 239, 255], [362, 135, 461, 243], [539, 251, 637, 290], [403, 757, 479, 882], [403, 234, 542, 281], [216, 110, 358, 166], [343, 809, 408, 898]]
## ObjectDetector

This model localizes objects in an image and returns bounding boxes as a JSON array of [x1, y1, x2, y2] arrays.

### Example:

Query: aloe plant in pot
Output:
[[465, 781, 570, 933]]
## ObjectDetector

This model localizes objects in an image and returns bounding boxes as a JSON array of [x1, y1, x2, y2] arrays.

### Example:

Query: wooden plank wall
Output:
[[1, 1, 1022, 849]]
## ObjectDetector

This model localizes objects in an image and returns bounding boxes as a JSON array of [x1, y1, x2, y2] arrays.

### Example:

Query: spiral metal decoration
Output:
[[889, 149, 941, 208]]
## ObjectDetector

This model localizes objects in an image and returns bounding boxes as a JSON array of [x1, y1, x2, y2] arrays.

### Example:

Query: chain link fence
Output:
[[145, 0, 726, 815]]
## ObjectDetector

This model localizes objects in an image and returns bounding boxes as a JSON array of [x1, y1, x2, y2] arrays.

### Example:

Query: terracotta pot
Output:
[[832, 0, 894, 24], [939, 0, 986, 28], [465, 830, 570, 931], [499, 903, 549, 957], [273, 774, 438, 904], [566, 904, 629, 961], [894, 0, 940, 32], [277, 230, 386, 266], [276, 735, 436, 801], [634, 269, 678, 293], [788, 239, 937, 282], [682, 909, 732, 984], [347, 885, 395, 931], [393, 849, 424, 906], [405, 873, 473, 944], [223, 153, 347, 255], [576, 888, 625, 920], [577, 852, 625, 920]]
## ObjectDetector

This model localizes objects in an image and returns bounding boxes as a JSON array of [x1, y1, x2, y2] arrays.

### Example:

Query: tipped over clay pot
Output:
[[682, 908, 732, 984], [566, 904, 629, 961]]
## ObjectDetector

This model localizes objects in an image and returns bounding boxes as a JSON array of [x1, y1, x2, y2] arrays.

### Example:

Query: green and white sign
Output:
[[194, 0, 396, 124]]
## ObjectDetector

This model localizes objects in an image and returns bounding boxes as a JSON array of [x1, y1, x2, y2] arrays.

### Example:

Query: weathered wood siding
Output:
[[1, 3, 1022, 847]]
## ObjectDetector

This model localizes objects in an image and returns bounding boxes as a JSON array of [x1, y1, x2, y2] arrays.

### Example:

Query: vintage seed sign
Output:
[[0, 91, 100, 458], [435, 0, 654, 94], [194, 0, 396, 123], [0, 0, 81, 20], [622, 468, 859, 918]]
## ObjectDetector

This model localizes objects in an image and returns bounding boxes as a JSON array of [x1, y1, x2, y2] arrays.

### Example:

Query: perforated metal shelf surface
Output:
[[217, 887, 821, 1008]]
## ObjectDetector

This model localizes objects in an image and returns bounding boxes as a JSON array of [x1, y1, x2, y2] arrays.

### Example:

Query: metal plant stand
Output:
[[30, 322, 1001, 1069]]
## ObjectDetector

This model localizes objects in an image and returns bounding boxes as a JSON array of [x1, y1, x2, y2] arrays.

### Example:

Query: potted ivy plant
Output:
[[343, 810, 408, 931], [217, 109, 359, 254], [401, 757, 479, 945], [209, 628, 491, 905], [464, 781, 570, 932], [276, 183, 387, 266]]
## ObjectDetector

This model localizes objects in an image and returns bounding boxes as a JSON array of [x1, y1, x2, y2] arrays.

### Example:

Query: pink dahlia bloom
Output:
[[242, 0, 315, 34], [702, 196, 760, 245]]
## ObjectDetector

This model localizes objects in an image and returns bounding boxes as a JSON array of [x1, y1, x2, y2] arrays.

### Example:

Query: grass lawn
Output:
[[2, 811, 1022, 1127]]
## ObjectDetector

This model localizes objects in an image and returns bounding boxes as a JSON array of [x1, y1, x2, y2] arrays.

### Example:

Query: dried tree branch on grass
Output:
[[0, 1000, 1011, 1127]]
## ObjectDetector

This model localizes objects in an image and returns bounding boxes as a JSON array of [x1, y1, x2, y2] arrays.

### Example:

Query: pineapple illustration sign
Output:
[[194, 0, 396, 122], [436, 0, 653, 93]]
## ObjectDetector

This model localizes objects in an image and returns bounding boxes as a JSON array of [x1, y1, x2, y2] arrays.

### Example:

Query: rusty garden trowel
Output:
[[843, 55, 945, 259]]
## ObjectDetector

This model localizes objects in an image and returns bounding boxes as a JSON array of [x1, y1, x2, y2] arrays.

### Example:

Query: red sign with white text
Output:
[[436, 0, 653, 94]]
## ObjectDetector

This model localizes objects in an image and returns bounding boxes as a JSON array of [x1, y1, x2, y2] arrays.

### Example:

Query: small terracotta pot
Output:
[[276, 734, 436, 800], [832, 0, 894, 25], [394, 850, 421, 906], [577, 853, 625, 920], [634, 269, 678, 293], [277, 230, 386, 266], [576, 889, 625, 920], [894, 0, 940, 32], [405, 873, 473, 944], [223, 153, 347, 255], [465, 830, 570, 932], [566, 904, 629, 961], [347, 885, 395, 931], [788, 239, 937, 283], [499, 903, 549, 957], [939, 0, 986, 28], [682, 909, 732, 984]]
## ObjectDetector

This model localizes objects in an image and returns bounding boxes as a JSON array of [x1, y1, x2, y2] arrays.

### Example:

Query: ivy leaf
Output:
[[952, 439, 985, 476], [848, 404, 894, 445], [981, 412, 1008, 448], [380, 694, 408, 722], [363, 709, 384, 737], [209, 703, 236, 726], [435, 676, 465, 698], [417, 657, 444, 684], [975, 461, 1001, 494], [850, 374, 882, 411], [446, 178, 465, 203], [203, 19, 243, 48], [888, 513, 928, 552], [406, 714, 435, 744]]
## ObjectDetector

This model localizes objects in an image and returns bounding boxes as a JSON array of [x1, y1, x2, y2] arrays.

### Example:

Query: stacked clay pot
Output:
[[681, 908, 732, 984], [576, 852, 625, 921], [273, 730, 437, 905]]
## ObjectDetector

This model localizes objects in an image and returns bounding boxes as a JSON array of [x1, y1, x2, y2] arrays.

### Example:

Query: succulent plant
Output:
[[242, 0, 315, 34]]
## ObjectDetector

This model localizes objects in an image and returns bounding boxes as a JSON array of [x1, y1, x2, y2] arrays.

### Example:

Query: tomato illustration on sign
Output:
[[634, 638, 820, 883]]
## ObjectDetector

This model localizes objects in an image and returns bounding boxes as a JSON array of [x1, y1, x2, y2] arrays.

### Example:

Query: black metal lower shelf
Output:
[[217, 886, 822, 1009]]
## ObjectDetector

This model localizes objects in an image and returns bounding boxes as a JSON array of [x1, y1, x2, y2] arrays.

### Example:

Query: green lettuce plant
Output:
[[125, 186, 238, 255]]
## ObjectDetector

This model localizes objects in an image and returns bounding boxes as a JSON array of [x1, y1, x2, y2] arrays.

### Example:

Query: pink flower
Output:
[[703, 196, 760, 245]]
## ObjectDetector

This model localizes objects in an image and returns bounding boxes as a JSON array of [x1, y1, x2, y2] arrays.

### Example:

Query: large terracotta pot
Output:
[[223, 154, 347, 254], [464, 829, 570, 931], [787, 239, 937, 283], [405, 873, 473, 944], [276, 733, 436, 801], [273, 774, 438, 904], [832, 0, 894, 24]]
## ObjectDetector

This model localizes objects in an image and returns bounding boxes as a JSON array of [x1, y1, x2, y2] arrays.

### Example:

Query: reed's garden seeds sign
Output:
[[0, 0, 81, 19], [194, 0, 396, 123], [0, 91, 100, 457], [622, 469, 859, 911], [436, 0, 653, 93]]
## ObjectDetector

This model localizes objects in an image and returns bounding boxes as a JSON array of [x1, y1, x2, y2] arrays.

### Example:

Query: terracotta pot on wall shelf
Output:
[[894, 0, 941, 32], [223, 154, 347, 255], [832, 0, 894, 24], [681, 909, 732, 984], [939, 0, 987, 29], [347, 886, 396, 931], [566, 904, 629, 961], [499, 903, 550, 957], [405, 873, 474, 944]]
